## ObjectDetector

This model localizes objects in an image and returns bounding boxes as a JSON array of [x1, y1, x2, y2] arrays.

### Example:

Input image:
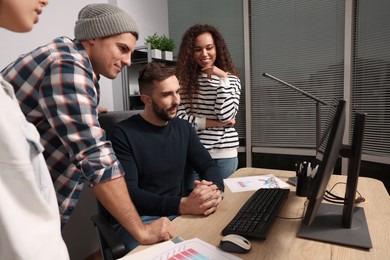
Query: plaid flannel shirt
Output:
[[1, 37, 125, 225]]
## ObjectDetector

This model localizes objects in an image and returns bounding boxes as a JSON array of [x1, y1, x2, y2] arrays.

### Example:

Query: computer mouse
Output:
[[219, 234, 251, 253]]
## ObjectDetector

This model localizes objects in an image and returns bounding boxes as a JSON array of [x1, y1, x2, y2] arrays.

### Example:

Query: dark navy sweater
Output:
[[109, 114, 224, 216]]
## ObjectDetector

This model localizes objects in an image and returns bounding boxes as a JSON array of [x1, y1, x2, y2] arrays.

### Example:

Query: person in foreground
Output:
[[0, 0, 69, 259], [176, 24, 241, 183], [109, 62, 224, 251], [1, 3, 173, 247]]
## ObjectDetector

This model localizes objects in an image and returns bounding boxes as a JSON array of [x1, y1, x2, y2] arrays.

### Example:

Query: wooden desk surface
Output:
[[132, 167, 390, 259]]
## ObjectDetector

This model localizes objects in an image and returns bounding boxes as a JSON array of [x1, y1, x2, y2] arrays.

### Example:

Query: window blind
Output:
[[168, 0, 390, 164], [250, 0, 345, 150], [352, 0, 390, 163]]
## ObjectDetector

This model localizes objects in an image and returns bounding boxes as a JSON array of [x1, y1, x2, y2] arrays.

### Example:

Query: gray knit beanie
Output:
[[74, 3, 139, 41]]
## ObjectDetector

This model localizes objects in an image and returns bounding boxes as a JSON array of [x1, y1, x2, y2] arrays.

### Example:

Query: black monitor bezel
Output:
[[302, 99, 346, 226]]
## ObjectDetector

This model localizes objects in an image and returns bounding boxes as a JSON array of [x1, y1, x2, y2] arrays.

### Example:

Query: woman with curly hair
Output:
[[176, 24, 241, 186]]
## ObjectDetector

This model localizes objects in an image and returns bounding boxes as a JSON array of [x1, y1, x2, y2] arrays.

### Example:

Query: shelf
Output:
[[131, 49, 148, 64], [132, 50, 176, 66], [131, 45, 176, 66]]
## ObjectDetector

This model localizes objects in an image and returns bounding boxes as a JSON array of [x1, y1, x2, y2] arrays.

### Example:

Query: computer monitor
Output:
[[302, 99, 346, 225], [341, 112, 367, 228], [297, 99, 372, 249]]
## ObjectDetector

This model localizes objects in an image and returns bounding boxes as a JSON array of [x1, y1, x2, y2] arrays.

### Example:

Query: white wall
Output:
[[0, 0, 102, 69], [0, 0, 169, 112], [0, 0, 114, 110], [0, 0, 169, 259], [118, 0, 169, 43]]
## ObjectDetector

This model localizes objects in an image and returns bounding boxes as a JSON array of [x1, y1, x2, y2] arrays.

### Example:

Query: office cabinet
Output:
[[121, 43, 176, 110]]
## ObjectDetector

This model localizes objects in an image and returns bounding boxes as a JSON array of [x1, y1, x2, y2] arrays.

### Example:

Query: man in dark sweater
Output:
[[109, 62, 224, 251]]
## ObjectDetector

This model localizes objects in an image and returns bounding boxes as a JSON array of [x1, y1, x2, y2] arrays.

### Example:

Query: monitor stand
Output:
[[297, 203, 372, 249]]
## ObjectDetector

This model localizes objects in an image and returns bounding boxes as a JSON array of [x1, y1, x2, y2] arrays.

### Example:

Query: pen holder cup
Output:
[[296, 175, 312, 197]]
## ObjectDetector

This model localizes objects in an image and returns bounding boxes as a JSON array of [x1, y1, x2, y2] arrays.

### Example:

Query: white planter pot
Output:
[[162, 51, 173, 61], [150, 49, 162, 59]]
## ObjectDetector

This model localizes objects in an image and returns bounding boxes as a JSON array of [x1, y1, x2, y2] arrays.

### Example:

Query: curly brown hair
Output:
[[176, 24, 238, 109]]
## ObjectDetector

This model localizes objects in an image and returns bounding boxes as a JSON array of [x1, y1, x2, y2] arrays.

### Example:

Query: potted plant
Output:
[[145, 33, 162, 59], [159, 34, 175, 61]]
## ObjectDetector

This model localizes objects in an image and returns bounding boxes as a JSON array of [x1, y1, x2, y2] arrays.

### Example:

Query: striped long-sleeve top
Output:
[[177, 72, 241, 159]]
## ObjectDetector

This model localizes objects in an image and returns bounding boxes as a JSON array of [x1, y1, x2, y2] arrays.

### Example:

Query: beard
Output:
[[151, 100, 178, 122]]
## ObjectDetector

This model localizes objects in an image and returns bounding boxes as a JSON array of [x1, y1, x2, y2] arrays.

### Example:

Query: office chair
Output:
[[91, 110, 142, 260], [98, 110, 142, 137], [90, 205, 128, 260]]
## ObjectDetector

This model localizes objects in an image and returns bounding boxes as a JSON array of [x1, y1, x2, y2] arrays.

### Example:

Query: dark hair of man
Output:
[[138, 62, 176, 96]]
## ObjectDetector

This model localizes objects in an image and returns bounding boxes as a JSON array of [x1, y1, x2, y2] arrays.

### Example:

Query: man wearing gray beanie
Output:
[[1, 3, 174, 250]]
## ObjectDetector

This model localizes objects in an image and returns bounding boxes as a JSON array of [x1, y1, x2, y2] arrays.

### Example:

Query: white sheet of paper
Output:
[[120, 238, 241, 260], [224, 174, 290, 192]]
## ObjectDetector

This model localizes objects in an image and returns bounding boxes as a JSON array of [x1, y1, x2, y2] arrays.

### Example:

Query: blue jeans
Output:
[[215, 157, 239, 179], [186, 157, 238, 190], [113, 215, 176, 252]]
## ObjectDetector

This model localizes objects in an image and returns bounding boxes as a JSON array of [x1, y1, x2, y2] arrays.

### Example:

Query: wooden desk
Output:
[[132, 168, 390, 259]]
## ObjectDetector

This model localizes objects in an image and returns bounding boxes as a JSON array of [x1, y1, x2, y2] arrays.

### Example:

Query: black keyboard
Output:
[[221, 188, 290, 240]]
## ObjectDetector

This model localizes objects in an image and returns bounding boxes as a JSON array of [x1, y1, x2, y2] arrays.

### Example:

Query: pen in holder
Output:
[[295, 161, 315, 197]]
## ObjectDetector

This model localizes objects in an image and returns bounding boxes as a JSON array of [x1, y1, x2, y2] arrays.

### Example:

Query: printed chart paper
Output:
[[120, 238, 241, 260], [224, 174, 290, 192]]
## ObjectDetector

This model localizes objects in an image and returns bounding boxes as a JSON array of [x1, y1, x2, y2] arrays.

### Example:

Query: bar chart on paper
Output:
[[223, 174, 290, 192], [122, 238, 241, 260], [156, 238, 241, 260], [167, 247, 213, 260]]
